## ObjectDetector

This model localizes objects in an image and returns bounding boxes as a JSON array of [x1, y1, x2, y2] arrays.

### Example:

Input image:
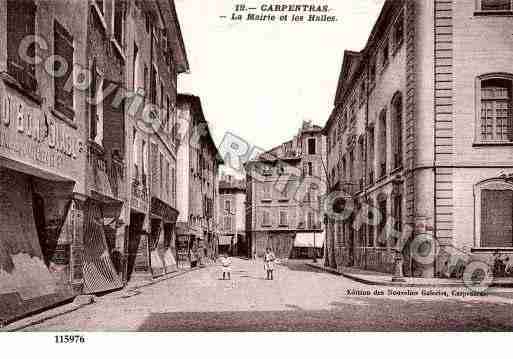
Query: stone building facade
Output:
[[218, 174, 247, 257], [0, 0, 188, 323], [124, 0, 188, 281], [245, 121, 327, 259], [176, 94, 223, 266], [324, 0, 513, 278]]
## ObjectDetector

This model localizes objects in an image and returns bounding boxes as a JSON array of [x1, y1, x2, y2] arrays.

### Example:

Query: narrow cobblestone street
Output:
[[17, 259, 513, 331]]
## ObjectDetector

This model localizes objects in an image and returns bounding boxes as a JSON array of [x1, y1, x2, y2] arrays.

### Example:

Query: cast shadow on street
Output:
[[277, 260, 325, 273]]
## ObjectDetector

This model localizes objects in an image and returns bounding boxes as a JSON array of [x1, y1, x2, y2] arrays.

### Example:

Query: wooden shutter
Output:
[[54, 21, 74, 118], [481, 189, 513, 247], [7, 0, 36, 91], [90, 60, 97, 140]]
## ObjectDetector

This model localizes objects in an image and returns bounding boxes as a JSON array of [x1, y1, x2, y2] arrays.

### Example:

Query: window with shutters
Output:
[[480, 188, 513, 248], [54, 21, 74, 120], [89, 60, 103, 144], [133, 127, 139, 180], [7, 0, 37, 93], [150, 66, 157, 105], [113, 0, 124, 48], [141, 140, 147, 187], [476, 75, 513, 143]]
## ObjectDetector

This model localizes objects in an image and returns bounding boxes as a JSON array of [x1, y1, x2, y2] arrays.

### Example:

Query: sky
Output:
[[175, 0, 385, 175]]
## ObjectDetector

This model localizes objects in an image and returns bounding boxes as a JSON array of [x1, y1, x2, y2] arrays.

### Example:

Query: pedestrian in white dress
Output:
[[264, 247, 276, 280], [220, 253, 231, 280]]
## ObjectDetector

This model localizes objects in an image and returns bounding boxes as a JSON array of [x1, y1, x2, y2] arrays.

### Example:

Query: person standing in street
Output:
[[220, 253, 232, 280], [264, 247, 276, 280]]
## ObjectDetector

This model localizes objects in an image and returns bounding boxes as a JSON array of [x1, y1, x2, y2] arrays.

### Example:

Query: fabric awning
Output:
[[293, 231, 325, 248], [218, 235, 233, 245]]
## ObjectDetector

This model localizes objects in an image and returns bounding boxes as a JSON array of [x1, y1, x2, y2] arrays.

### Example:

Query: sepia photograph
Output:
[[0, 0, 513, 348]]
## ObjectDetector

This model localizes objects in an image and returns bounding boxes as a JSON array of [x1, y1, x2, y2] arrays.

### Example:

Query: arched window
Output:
[[476, 74, 513, 143], [391, 92, 403, 169]]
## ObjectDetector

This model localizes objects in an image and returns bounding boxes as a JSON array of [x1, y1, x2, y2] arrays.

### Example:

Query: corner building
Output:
[[245, 121, 327, 259], [324, 0, 513, 278]]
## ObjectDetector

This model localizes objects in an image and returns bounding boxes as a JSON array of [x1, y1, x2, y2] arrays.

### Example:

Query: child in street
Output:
[[220, 253, 231, 280], [264, 247, 276, 280]]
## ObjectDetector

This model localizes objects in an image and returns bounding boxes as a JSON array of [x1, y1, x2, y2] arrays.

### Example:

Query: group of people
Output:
[[220, 247, 276, 280]]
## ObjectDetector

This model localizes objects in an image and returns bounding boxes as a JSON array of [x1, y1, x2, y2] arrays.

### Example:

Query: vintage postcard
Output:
[[1, 0, 513, 343]]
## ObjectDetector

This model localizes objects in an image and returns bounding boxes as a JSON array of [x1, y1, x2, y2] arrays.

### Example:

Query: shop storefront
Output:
[[0, 83, 82, 323]]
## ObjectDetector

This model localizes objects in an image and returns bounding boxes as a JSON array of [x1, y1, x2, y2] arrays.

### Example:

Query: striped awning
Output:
[[83, 202, 123, 293]]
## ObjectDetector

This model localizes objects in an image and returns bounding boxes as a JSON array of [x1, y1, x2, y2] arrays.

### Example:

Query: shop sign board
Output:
[[0, 86, 83, 178]]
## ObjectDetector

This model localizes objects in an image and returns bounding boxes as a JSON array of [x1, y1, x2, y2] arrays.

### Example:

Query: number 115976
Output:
[[55, 335, 86, 344]]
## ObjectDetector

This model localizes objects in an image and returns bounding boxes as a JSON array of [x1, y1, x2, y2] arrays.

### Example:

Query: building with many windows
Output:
[[125, 0, 188, 281], [176, 94, 223, 266], [218, 174, 247, 257], [0, 0, 189, 323], [323, 0, 513, 278], [245, 121, 326, 259]]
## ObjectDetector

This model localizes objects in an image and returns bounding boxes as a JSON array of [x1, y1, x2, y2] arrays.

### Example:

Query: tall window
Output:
[[481, 189, 513, 247], [133, 43, 139, 90], [54, 21, 74, 119], [165, 161, 170, 196], [150, 65, 157, 104], [382, 41, 389, 66], [479, 0, 512, 11], [367, 127, 375, 184], [308, 138, 316, 154], [391, 93, 403, 168], [262, 210, 271, 226], [377, 198, 387, 247], [349, 150, 355, 182], [89, 60, 103, 144], [132, 128, 138, 179], [159, 153, 164, 194], [113, 0, 124, 47], [7, 0, 37, 92], [225, 200, 231, 213], [263, 182, 271, 199], [279, 211, 288, 226], [307, 212, 315, 229], [308, 162, 313, 176], [479, 76, 512, 142], [342, 157, 347, 182], [224, 216, 232, 232], [393, 12, 404, 49], [369, 58, 376, 85], [392, 194, 402, 246], [378, 109, 387, 177], [141, 140, 147, 186]]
